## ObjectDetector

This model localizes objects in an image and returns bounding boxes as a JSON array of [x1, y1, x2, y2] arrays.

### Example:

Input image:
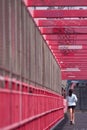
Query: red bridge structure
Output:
[[0, 0, 87, 129]]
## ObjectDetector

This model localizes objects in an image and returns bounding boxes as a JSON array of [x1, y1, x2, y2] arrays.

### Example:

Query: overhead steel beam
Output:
[[57, 59, 87, 62], [57, 60, 87, 68], [24, 0, 87, 6], [51, 45, 87, 49], [61, 65, 87, 68], [61, 68, 87, 70], [50, 45, 87, 49], [55, 54, 87, 58], [55, 50, 87, 53], [59, 63, 87, 66], [56, 55, 87, 58], [53, 50, 87, 53], [61, 74, 87, 80], [23, 0, 87, 80], [58, 61, 87, 64], [40, 27, 87, 34], [62, 72, 87, 75], [60, 63, 87, 69], [33, 10, 87, 18], [56, 57, 87, 60], [38, 20, 87, 26], [53, 52, 87, 55], [45, 35, 87, 40], [55, 54, 87, 57], [62, 73, 87, 78], [62, 77, 87, 80], [62, 75, 87, 80], [62, 69, 87, 74], [54, 53, 87, 56], [47, 39, 87, 46]]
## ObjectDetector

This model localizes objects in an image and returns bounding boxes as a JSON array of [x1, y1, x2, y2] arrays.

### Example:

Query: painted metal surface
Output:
[[33, 10, 87, 18], [38, 20, 87, 27], [0, 0, 63, 129], [0, 77, 64, 130], [23, 0, 87, 80], [40, 27, 87, 34], [27, 6, 87, 79], [45, 35, 87, 41], [24, 0, 87, 6]]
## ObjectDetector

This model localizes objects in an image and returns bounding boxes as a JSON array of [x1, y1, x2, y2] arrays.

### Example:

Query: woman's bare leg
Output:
[[72, 109, 75, 124], [69, 108, 73, 122]]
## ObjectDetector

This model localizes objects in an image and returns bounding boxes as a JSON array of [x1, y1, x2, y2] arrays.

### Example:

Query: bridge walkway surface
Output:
[[52, 111, 87, 130]]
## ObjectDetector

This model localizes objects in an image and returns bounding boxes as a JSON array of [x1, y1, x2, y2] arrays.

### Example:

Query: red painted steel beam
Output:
[[62, 68, 87, 71], [45, 35, 87, 41], [55, 50, 87, 53], [57, 59, 87, 62], [54, 53, 87, 57], [56, 57, 87, 61], [54, 54, 85, 59], [60, 63, 87, 69], [50, 45, 87, 49], [55, 55, 87, 59], [62, 73, 87, 79], [48, 41, 87, 46], [24, 0, 87, 6], [51, 45, 87, 49], [38, 20, 87, 26], [52, 49, 87, 57], [61, 75, 87, 80], [62, 72, 87, 75], [59, 61, 87, 64], [54, 54, 87, 58], [62, 77, 87, 80], [56, 58, 87, 62], [62, 71, 87, 74], [40, 27, 87, 34], [59, 63, 87, 67], [61, 65, 87, 69], [56, 58, 87, 64], [33, 10, 87, 18], [62, 70, 87, 73], [53, 53, 87, 57], [61, 66, 87, 69], [62, 75, 87, 80], [56, 53, 87, 58], [55, 56, 87, 59], [53, 50, 87, 54]]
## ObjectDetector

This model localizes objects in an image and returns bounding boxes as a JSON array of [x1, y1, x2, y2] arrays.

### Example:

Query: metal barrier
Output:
[[0, 0, 63, 129], [0, 76, 64, 130]]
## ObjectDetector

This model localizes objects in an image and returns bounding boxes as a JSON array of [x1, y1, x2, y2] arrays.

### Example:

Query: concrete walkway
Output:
[[52, 111, 87, 130]]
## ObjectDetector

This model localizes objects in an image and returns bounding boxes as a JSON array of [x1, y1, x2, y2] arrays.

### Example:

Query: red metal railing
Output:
[[0, 76, 64, 130]]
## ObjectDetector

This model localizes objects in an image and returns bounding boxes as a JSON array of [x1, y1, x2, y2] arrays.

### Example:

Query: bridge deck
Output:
[[52, 111, 87, 130]]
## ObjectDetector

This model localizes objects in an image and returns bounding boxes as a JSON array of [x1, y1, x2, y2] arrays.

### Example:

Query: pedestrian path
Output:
[[52, 111, 87, 130]]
